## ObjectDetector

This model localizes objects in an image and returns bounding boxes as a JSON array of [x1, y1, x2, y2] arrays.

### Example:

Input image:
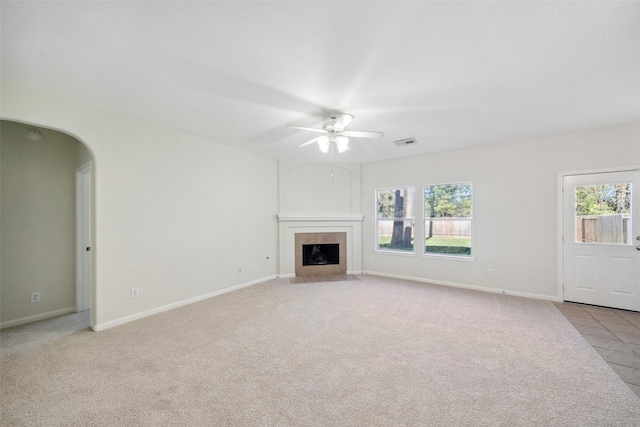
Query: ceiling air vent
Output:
[[394, 137, 417, 147]]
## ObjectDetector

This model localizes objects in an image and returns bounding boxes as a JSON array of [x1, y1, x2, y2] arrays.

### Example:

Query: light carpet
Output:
[[2, 275, 640, 426]]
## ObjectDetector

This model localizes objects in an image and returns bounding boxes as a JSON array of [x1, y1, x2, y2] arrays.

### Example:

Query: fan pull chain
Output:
[[331, 142, 335, 184]]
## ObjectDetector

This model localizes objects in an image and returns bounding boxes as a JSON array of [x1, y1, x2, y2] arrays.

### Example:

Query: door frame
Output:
[[76, 161, 92, 313], [557, 165, 640, 303]]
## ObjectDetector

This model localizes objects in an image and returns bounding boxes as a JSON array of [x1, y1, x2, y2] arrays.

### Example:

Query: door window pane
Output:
[[575, 183, 631, 244]]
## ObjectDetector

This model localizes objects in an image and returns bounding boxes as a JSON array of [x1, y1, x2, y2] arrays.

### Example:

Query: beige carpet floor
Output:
[[2, 275, 640, 426]]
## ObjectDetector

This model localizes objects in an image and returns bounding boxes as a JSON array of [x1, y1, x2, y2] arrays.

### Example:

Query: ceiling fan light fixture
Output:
[[336, 136, 349, 153], [289, 113, 382, 154], [317, 136, 330, 153]]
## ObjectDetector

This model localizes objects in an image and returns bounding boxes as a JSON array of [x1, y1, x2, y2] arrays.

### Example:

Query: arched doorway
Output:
[[0, 119, 96, 331]]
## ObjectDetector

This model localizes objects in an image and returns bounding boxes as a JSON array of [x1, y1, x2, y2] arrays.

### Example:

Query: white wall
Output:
[[1, 121, 83, 325], [1, 79, 279, 330], [279, 161, 360, 214], [361, 122, 640, 300]]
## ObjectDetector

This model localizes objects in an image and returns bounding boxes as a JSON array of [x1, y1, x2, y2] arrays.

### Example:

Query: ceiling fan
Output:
[[287, 113, 383, 153]]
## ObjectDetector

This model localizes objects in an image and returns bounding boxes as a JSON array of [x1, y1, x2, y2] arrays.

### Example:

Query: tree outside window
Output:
[[376, 187, 414, 252], [574, 183, 631, 244], [575, 183, 630, 216], [424, 183, 472, 256]]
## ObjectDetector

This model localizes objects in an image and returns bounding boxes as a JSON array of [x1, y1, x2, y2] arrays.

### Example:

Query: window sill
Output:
[[375, 249, 416, 257], [422, 253, 475, 262]]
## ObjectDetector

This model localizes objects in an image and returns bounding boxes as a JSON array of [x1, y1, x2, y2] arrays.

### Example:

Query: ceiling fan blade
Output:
[[333, 114, 354, 129], [342, 130, 384, 138], [287, 125, 327, 134], [298, 137, 320, 147]]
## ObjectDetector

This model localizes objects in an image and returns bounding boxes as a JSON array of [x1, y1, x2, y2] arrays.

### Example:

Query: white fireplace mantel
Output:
[[277, 214, 364, 222], [277, 214, 364, 278]]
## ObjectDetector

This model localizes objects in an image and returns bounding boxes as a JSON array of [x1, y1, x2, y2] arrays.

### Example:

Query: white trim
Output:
[[556, 165, 640, 304], [557, 172, 565, 302], [1, 307, 77, 329], [76, 162, 91, 172], [421, 254, 476, 262], [75, 162, 91, 313], [278, 214, 363, 222], [364, 271, 562, 303], [558, 165, 640, 177], [92, 275, 277, 331], [375, 249, 416, 256]]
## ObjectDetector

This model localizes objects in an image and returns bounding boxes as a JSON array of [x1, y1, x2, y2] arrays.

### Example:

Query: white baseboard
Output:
[[1, 306, 78, 329], [93, 275, 278, 332], [363, 270, 562, 303]]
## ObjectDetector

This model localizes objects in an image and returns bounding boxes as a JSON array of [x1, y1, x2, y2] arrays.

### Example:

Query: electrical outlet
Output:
[[131, 288, 139, 298], [488, 268, 494, 276], [369, 257, 374, 263], [254, 262, 258, 270], [30, 292, 41, 303]]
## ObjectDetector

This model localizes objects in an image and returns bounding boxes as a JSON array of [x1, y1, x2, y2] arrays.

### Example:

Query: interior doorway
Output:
[[0, 120, 95, 330], [562, 169, 640, 311]]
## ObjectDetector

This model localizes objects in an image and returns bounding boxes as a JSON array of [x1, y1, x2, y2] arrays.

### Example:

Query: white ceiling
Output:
[[2, 1, 639, 164]]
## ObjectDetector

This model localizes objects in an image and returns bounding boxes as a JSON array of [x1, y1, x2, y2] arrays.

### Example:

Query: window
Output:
[[574, 183, 631, 244], [424, 183, 472, 256], [376, 187, 415, 252]]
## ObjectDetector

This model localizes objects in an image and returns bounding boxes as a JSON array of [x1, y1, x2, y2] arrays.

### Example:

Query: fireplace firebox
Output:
[[302, 244, 339, 266]]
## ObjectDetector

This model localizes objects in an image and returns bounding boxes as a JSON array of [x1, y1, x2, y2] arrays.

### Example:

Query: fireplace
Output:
[[277, 214, 363, 278], [295, 232, 346, 276]]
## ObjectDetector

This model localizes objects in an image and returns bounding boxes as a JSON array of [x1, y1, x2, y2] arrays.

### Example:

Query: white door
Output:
[[76, 163, 91, 312], [563, 170, 640, 311]]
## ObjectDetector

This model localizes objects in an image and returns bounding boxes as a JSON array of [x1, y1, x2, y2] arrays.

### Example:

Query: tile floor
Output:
[[554, 301, 640, 398]]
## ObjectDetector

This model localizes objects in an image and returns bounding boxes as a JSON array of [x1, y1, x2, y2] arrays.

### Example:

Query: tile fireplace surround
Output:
[[277, 214, 364, 278], [295, 232, 347, 276]]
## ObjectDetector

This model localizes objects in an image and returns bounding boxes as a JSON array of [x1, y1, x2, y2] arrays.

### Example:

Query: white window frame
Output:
[[423, 181, 474, 260], [375, 186, 416, 254]]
